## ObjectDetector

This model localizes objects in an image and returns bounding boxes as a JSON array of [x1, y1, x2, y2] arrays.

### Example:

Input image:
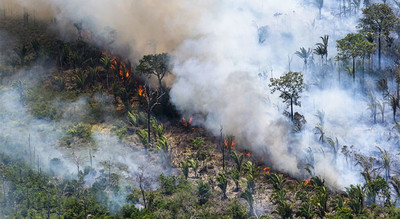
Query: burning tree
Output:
[[269, 71, 304, 121], [136, 53, 171, 91]]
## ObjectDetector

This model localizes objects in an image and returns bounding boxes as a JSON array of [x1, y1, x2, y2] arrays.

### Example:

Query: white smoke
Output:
[[4, 0, 399, 189]]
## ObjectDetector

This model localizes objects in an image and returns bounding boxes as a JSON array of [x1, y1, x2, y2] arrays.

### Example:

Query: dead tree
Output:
[[142, 83, 164, 151], [219, 126, 225, 170], [71, 151, 86, 178], [136, 166, 150, 208]]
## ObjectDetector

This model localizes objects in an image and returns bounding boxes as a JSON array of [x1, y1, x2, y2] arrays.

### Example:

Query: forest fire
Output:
[[101, 51, 131, 80], [263, 166, 271, 175], [240, 152, 251, 157], [138, 85, 145, 97], [224, 138, 236, 149], [304, 178, 312, 187], [182, 116, 193, 127]]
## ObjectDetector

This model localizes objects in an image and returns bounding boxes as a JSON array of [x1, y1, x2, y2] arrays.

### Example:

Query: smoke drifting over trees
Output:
[[2, 0, 400, 200]]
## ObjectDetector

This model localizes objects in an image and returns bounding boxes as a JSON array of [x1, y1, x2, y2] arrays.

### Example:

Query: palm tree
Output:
[[225, 135, 235, 161], [377, 146, 392, 182], [315, 123, 325, 143], [155, 135, 170, 165], [273, 200, 293, 219], [229, 169, 241, 192], [314, 0, 324, 19], [352, 0, 362, 15], [346, 185, 365, 215], [326, 137, 339, 164], [267, 173, 287, 191], [188, 159, 199, 178], [314, 45, 325, 66], [377, 100, 386, 123], [390, 176, 400, 205], [315, 35, 329, 63], [180, 160, 189, 180], [241, 186, 255, 217], [389, 94, 398, 122], [100, 55, 112, 89], [295, 47, 312, 73], [243, 161, 258, 193], [217, 172, 228, 199], [296, 201, 315, 219], [231, 151, 244, 174]]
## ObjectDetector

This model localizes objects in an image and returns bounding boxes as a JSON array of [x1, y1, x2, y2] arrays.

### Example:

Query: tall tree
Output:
[[136, 53, 171, 92], [269, 72, 305, 121], [314, 35, 329, 64], [358, 4, 399, 71], [337, 33, 373, 83], [315, 0, 324, 19], [360, 34, 376, 81], [295, 47, 312, 73], [141, 83, 164, 152], [389, 94, 399, 122]]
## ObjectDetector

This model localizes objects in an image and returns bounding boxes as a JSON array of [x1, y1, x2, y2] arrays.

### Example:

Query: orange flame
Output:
[[138, 85, 145, 97], [304, 178, 312, 187], [182, 116, 193, 127], [263, 167, 271, 175], [224, 139, 236, 149], [246, 152, 251, 157]]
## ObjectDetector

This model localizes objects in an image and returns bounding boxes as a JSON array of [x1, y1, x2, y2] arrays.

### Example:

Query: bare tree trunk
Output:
[[378, 31, 382, 71], [108, 159, 111, 186], [352, 57, 356, 83], [220, 127, 225, 170], [147, 103, 151, 152], [290, 97, 294, 121]]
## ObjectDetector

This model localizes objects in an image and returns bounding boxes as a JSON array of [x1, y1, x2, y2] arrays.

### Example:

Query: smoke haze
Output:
[[3, 0, 400, 189]]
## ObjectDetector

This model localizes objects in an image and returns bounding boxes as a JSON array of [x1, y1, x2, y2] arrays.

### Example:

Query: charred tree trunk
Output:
[[290, 97, 294, 121], [220, 127, 225, 171], [147, 103, 151, 152], [378, 30, 382, 72], [352, 57, 356, 83], [362, 57, 365, 86]]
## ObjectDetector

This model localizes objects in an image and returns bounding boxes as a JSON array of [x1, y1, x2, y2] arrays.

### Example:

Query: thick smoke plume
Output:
[[4, 0, 400, 189]]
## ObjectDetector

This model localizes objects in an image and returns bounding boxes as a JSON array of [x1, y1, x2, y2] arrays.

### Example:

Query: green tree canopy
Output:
[[136, 53, 171, 91], [269, 71, 304, 121], [358, 4, 399, 70], [336, 33, 374, 82]]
